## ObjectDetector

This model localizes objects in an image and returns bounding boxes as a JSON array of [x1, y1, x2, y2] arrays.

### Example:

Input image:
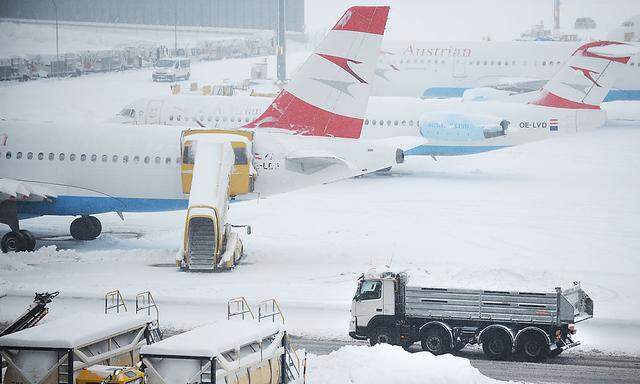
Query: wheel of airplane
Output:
[[70, 216, 102, 241], [1, 231, 28, 253], [19, 230, 36, 252]]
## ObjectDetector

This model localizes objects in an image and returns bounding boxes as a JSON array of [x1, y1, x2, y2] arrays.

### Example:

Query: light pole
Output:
[[174, 0, 178, 56], [50, 0, 59, 76]]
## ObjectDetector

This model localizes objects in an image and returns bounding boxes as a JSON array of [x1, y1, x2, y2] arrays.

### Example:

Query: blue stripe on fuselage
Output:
[[404, 145, 510, 156], [17, 196, 188, 219], [422, 87, 640, 101]]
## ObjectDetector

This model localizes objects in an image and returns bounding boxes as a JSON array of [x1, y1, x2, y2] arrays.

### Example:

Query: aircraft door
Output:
[[453, 58, 467, 78], [145, 99, 164, 124]]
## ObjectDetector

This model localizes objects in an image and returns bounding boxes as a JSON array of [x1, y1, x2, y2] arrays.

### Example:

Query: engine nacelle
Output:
[[419, 112, 510, 142]]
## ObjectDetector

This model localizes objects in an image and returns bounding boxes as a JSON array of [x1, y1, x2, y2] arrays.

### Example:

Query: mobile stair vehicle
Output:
[[349, 269, 593, 361], [177, 130, 254, 271]]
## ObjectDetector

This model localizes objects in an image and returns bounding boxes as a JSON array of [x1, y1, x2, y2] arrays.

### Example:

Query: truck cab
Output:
[[350, 272, 397, 342]]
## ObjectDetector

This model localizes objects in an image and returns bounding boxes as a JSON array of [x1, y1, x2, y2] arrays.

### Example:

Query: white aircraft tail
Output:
[[244, 6, 390, 138], [530, 41, 639, 109]]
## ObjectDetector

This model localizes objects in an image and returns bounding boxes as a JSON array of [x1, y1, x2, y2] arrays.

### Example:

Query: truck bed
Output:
[[404, 285, 586, 325]]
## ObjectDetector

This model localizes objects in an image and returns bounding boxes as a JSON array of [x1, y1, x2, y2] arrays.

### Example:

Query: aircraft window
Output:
[[70, 153, 76, 161], [483, 61, 488, 65], [154, 156, 161, 164], [364, 119, 369, 125], [394, 120, 398, 126], [386, 120, 391, 126], [165, 157, 171, 165], [409, 120, 414, 126], [5, 151, 11, 159], [372, 120, 377, 125], [123, 155, 129, 163], [208, 116, 212, 122], [441, 60, 445, 64], [223, 116, 227, 122], [549, 61, 554, 66], [27, 152, 33, 160], [556, 61, 561, 65], [101, 155, 108, 162], [169, 115, 174, 121], [512, 61, 516, 65], [59, 153, 65, 161], [469, 60, 473, 65], [144, 156, 150, 164], [542, 61, 546, 66], [632, 63, 636, 67], [215, 116, 220, 121], [245, 116, 250, 122], [399, 59, 404, 64], [177, 115, 181, 121], [80, 154, 86, 161], [200, 116, 204, 121], [401, 120, 406, 126], [91, 154, 97, 162], [234, 147, 248, 165], [427, 59, 431, 64], [490, 61, 494, 65], [497, 61, 501, 65], [133, 156, 140, 164], [420, 59, 424, 64], [378, 120, 384, 125], [16, 152, 22, 159], [504, 61, 508, 66], [48, 153, 54, 161], [112, 155, 118, 162], [38, 152, 44, 160], [231, 117, 235, 122]]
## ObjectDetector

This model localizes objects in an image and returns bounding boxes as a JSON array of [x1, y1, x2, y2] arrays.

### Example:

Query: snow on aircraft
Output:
[[0, 6, 403, 264], [374, 40, 640, 101], [116, 41, 638, 157]]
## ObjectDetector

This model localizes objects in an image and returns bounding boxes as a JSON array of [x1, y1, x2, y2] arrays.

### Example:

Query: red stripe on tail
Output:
[[574, 41, 631, 64], [332, 6, 390, 35], [243, 91, 364, 138], [532, 92, 600, 110]]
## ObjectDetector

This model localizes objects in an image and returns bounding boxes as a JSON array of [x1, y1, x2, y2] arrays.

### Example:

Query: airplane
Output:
[[0, 6, 404, 264], [115, 41, 637, 157], [373, 40, 640, 101]]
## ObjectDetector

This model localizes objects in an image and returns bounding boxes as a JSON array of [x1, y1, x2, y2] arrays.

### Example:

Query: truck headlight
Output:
[[568, 324, 577, 335]]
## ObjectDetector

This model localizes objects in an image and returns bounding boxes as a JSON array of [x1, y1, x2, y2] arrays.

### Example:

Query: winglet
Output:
[[243, 6, 390, 139], [529, 41, 637, 110]]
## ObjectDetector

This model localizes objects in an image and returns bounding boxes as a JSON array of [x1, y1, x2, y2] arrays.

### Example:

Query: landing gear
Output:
[[1, 230, 36, 253], [70, 216, 102, 241]]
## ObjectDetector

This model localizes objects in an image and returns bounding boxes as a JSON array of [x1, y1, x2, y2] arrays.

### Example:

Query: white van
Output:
[[152, 57, 190, 82]]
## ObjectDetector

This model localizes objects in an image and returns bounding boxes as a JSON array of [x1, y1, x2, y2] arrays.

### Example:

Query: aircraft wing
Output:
[[0, 179, 57, 202], [285, 152, 354, 175]]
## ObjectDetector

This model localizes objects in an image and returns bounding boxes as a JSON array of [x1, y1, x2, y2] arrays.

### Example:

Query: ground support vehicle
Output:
[[349, 269, 593, 361]]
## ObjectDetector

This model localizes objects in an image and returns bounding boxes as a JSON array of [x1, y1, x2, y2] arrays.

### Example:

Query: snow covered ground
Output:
[[1, 25, 640, 362]]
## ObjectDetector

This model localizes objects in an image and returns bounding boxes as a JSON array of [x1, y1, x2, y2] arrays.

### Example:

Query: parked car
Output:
[[152, 57, 190, 82]]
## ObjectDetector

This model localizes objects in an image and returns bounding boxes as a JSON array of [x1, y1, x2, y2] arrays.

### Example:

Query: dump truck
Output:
[[349, 269, 593, 361]]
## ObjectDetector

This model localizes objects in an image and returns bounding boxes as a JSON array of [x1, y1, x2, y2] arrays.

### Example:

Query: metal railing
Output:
[[104, 290, 127, 314]]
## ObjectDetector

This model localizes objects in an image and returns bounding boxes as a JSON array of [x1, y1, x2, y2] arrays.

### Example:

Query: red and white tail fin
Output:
[[530, 41, 639, 109], [244, 6, 390, 138]]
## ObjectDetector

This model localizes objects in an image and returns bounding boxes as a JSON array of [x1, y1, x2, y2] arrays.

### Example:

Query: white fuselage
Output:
[[1, 121, 399, 218], [374, 40, 640, 100], [116, 94, 606, 156]]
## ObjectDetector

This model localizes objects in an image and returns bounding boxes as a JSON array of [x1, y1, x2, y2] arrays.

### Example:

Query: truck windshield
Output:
[[358, 280, 382, 300], [156, 59, 176, 68]]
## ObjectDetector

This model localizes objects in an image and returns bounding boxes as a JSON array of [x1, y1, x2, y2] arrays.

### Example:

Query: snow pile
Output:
[[0, 254, 33, 272], [306, 344, 506, 384]]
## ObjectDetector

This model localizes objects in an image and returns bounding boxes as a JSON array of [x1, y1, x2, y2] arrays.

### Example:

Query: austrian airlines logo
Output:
[[317, 53, 367, 84], [570, 66, 601, 87]]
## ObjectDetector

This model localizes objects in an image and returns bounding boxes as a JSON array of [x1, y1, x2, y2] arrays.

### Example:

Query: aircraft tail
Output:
[[243, 6, 390, 138], [529, 41, 639, 109]]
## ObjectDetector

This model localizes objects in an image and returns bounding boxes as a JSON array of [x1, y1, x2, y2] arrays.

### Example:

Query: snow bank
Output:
[[306, 344, 506, 384]]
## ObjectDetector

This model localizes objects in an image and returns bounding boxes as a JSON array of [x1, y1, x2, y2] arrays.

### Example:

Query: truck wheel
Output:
[[421, 327, 451, 355], [516, 332, 549, 362], [369, 326, 393, 346], [482, 331, 512, 360]]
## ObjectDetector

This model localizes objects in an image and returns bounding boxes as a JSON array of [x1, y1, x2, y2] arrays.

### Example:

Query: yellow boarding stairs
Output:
[[178, 130, 255, 271]]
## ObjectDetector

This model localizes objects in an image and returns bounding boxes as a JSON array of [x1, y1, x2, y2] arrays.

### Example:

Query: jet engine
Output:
[[419, 112, 509, 141]]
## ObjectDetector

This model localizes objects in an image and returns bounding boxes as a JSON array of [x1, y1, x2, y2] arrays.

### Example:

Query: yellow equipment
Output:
[[75, 365, 143, 384], [181, 129, 255, 197]]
